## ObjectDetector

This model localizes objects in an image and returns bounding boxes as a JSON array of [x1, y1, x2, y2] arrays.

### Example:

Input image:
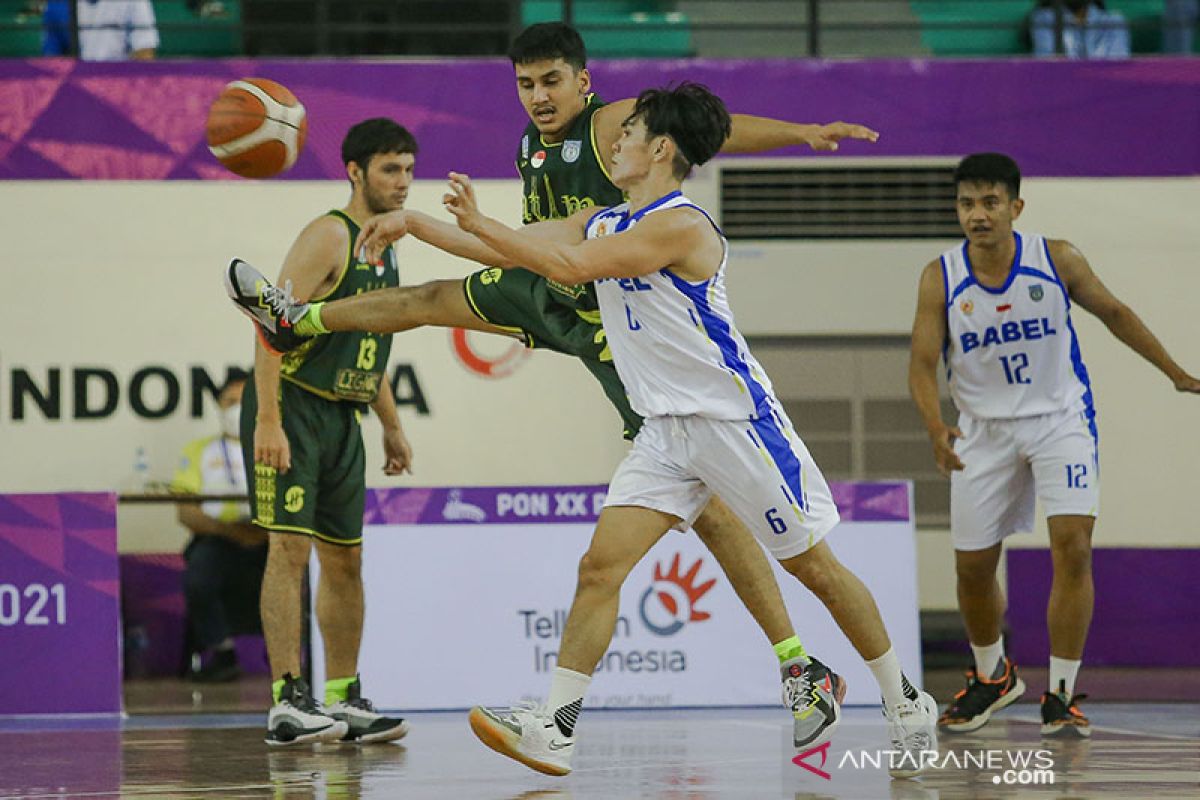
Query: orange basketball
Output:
[[206, 78, 307, 179]]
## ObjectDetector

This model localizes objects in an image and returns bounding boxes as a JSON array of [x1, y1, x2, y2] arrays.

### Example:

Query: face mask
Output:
[[220, 404, 241, 439]]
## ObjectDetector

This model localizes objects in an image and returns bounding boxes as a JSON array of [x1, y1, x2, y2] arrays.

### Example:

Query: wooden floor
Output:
[[2, 671, 1197, 799]]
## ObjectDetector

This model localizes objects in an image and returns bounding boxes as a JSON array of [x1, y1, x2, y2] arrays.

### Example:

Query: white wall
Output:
[[2, 176, 1196, 606]]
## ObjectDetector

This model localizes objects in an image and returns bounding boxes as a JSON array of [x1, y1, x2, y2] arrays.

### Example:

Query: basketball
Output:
[[206, 78, 307, 179]]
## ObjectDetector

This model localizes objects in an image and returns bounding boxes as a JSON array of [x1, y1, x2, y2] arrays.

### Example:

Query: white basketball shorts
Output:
[[605, 406, 840, 560], [950, 406, 1100, 551]]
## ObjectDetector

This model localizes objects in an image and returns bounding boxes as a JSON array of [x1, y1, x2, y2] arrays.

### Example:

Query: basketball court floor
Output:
[[2, 694, 1196, 798]]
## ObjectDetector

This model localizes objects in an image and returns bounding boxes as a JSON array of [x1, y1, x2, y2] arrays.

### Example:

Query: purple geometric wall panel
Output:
[[1, 58, 1197, 180], [1006, 547, 1200, 667], [0, 493, 121, 715]]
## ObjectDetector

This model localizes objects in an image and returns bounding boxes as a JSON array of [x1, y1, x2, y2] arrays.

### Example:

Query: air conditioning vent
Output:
[[719, 163, 961, 240]]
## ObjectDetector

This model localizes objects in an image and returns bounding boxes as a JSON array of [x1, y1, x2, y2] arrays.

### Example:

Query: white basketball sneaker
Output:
[[884, 691, 939, 778], [265, 673, 348, 747], [326, 677, 410, 744], [468, 702, 574, 776]]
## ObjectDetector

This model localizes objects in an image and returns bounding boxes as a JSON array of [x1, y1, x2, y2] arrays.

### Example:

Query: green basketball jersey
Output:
[[280, 210, 398, 406], [517, 94, 624, 311]]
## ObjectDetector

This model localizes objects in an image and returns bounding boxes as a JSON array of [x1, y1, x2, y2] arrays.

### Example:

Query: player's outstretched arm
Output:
[[443, 172, 702, 284], [723, 115, 879, 154], [909, 259, 965, 475], [356, 208, 585, 273], [356, 209, 511, 270], [1052, 240, 1200, 394], [592, 100, 878, 165]]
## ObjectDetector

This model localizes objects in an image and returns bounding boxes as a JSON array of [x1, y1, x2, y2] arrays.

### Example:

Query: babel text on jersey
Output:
[[597, 276, 653, 292], [959, 317, 1058, 354]]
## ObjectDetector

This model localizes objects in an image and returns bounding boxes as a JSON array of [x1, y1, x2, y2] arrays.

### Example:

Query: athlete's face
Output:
[[353, 151, 415, 215], [514, 58, 590, 142], [957, 181, 1024, 247], [610, 116, 668, 188]]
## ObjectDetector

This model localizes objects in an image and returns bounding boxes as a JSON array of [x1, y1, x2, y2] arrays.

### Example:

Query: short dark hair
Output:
[[628, 83, 731, 179], [954, 153, 1021, 200], [341, 118, 418, 173], [507, 22, 587, 71]]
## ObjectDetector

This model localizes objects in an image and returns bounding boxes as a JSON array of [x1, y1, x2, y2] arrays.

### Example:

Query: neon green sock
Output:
[[773, 635, 807, 664], [294, 302, 329, 337], [272, 678, 286, 704], [325, 675, 357, 706]]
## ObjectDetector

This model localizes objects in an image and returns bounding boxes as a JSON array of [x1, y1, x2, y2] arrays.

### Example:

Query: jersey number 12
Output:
[[1000, 352, 1031, 385]]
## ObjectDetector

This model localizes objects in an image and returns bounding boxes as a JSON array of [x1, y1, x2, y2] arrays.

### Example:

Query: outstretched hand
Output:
[[804, 121, 880, 152], [354, 210, 409, 265], [443, 172, 484, 233]]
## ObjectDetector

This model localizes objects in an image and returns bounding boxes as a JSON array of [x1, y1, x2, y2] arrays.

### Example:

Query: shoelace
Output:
[[259, 279, 297, 324], [1045, 691, 1089, 719], [907, 731, 934, 750], [783, 670, 814, 712], [889, 701, 934, 750], [343, 695, 377, 713], [511, 699, 547, 716], [285, 687, 322, 715], [948, 672, 1004, 716]]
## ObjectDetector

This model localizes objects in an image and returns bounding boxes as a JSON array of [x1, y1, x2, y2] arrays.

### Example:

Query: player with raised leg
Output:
[[228, 22, 884, 756], [352, 82, 939, 778]]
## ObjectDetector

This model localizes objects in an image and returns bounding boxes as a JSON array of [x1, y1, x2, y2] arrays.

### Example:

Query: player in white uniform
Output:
[[909, 153, 1200, 737], [356, 82, 938, 778]]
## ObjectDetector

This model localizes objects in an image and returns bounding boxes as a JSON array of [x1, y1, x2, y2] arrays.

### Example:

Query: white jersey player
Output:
[[941, 228, 1100, 552], [587, 191, 838, 558], [909, 153, 1199, 739], [415, 83, 938, 779]]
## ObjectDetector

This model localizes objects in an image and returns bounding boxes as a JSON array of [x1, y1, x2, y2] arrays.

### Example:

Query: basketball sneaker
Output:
[[1040, 682, 1091, 738], [224, 258, 310, 354], [468, 702, 574, 776], [326, 677, 410, 744], [883, 691, 939, 778], [266, 673, 348, 747], [782, 655, 847, 749], [938, 657, 1026, 733]]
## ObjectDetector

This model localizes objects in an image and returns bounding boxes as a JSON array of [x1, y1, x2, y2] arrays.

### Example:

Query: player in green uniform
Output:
[[228, 24, 899, 753], [230, 119, 416, 747]]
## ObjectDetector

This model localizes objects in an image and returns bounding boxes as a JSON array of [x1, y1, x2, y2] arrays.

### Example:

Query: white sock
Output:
[[866, 648, 917, 709], [970, 637, 1005, 680], [547, 666, 591, 737], [1048, 656, 1081, 697]]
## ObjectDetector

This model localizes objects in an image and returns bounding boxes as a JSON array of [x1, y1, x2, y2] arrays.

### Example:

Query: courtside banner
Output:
[[311, 481, 919, 710], [0, 493, 121, 715]]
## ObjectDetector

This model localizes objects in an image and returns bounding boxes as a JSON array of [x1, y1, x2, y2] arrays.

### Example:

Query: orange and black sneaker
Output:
[[938, 657, 1026, 733], [1040, 682, 1091, 738]]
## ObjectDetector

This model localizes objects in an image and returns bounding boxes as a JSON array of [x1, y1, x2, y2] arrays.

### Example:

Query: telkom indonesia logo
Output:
[[638, 554, 715, 636]]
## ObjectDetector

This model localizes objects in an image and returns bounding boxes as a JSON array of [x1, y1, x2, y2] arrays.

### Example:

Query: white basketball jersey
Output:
[[942, 231, 1094, 420], [587, 191, 778, 421]]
